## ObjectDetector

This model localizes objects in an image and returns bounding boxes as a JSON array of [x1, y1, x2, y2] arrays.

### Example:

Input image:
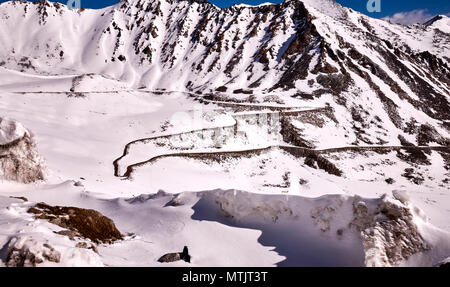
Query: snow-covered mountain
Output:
[[424, 14, 450, 34], [0, 0, 449, 267], [0, 0, 449, 148]]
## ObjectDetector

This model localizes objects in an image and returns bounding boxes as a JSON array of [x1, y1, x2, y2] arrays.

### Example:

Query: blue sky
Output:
[[2, 0, 449, 24]]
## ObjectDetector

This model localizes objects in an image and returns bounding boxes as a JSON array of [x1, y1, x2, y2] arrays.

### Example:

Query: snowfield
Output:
[[0, 81, 449, 267], [0, 0, 449, 267]]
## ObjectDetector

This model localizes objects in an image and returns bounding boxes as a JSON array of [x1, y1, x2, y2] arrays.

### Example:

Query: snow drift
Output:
[[0, 0, 448, 267]]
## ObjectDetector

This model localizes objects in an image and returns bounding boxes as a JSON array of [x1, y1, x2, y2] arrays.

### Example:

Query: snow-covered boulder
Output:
[[0, 117, 46, 183], [5, 236, 61, 267]]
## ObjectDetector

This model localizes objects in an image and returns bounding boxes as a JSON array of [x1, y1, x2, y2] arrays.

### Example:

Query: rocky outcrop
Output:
[[5, 237, 61, 267], [158, 246, 191, 263], [280, 117, 315, 149], [435, 257, 450, 267], [0, 118, 46, 183], [350, 194, 429, 267], [28, 202, 123, 244]]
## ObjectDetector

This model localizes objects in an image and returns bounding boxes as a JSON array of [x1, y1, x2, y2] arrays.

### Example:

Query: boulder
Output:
[[6, 237, 61, 267], [28, 202, 123, 244], [158, 246, 191, 263], [0, 117, 46, 183]]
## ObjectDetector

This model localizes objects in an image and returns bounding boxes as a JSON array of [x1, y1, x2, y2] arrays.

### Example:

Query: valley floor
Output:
[[0, 72, 449, 267]]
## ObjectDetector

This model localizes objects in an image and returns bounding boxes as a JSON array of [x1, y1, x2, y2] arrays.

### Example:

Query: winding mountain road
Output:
[[112, 100, 450, 179]]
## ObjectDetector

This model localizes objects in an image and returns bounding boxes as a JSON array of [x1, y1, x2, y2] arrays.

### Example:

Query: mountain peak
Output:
[[423, 14, 450, 34], [423, 15, 443, 26]]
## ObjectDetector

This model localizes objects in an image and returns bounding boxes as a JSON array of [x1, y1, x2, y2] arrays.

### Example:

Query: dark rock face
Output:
[[417, 124, 450, 146], [376, 47, 450, 122], [303, 153, 342, 177], [28, 203, 123, 244], [396, 149, 431, 166], [401, 168, 425, 185], [278, 146, 343, 177], [158, 252, 181, 263], [280, 117, 315, 149]]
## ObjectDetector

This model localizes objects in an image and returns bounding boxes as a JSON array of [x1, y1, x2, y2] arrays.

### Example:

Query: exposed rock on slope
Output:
[[0, 118, 45, 183], [351, 194, 429, 267], [28, 202, 123, 244], [158, 246, 191, 263], [0, 195, 105, 267]]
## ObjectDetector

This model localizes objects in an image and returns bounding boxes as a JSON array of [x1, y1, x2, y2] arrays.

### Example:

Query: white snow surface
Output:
[[0, 86, 448, 267], [0, 0, 449, 267]]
